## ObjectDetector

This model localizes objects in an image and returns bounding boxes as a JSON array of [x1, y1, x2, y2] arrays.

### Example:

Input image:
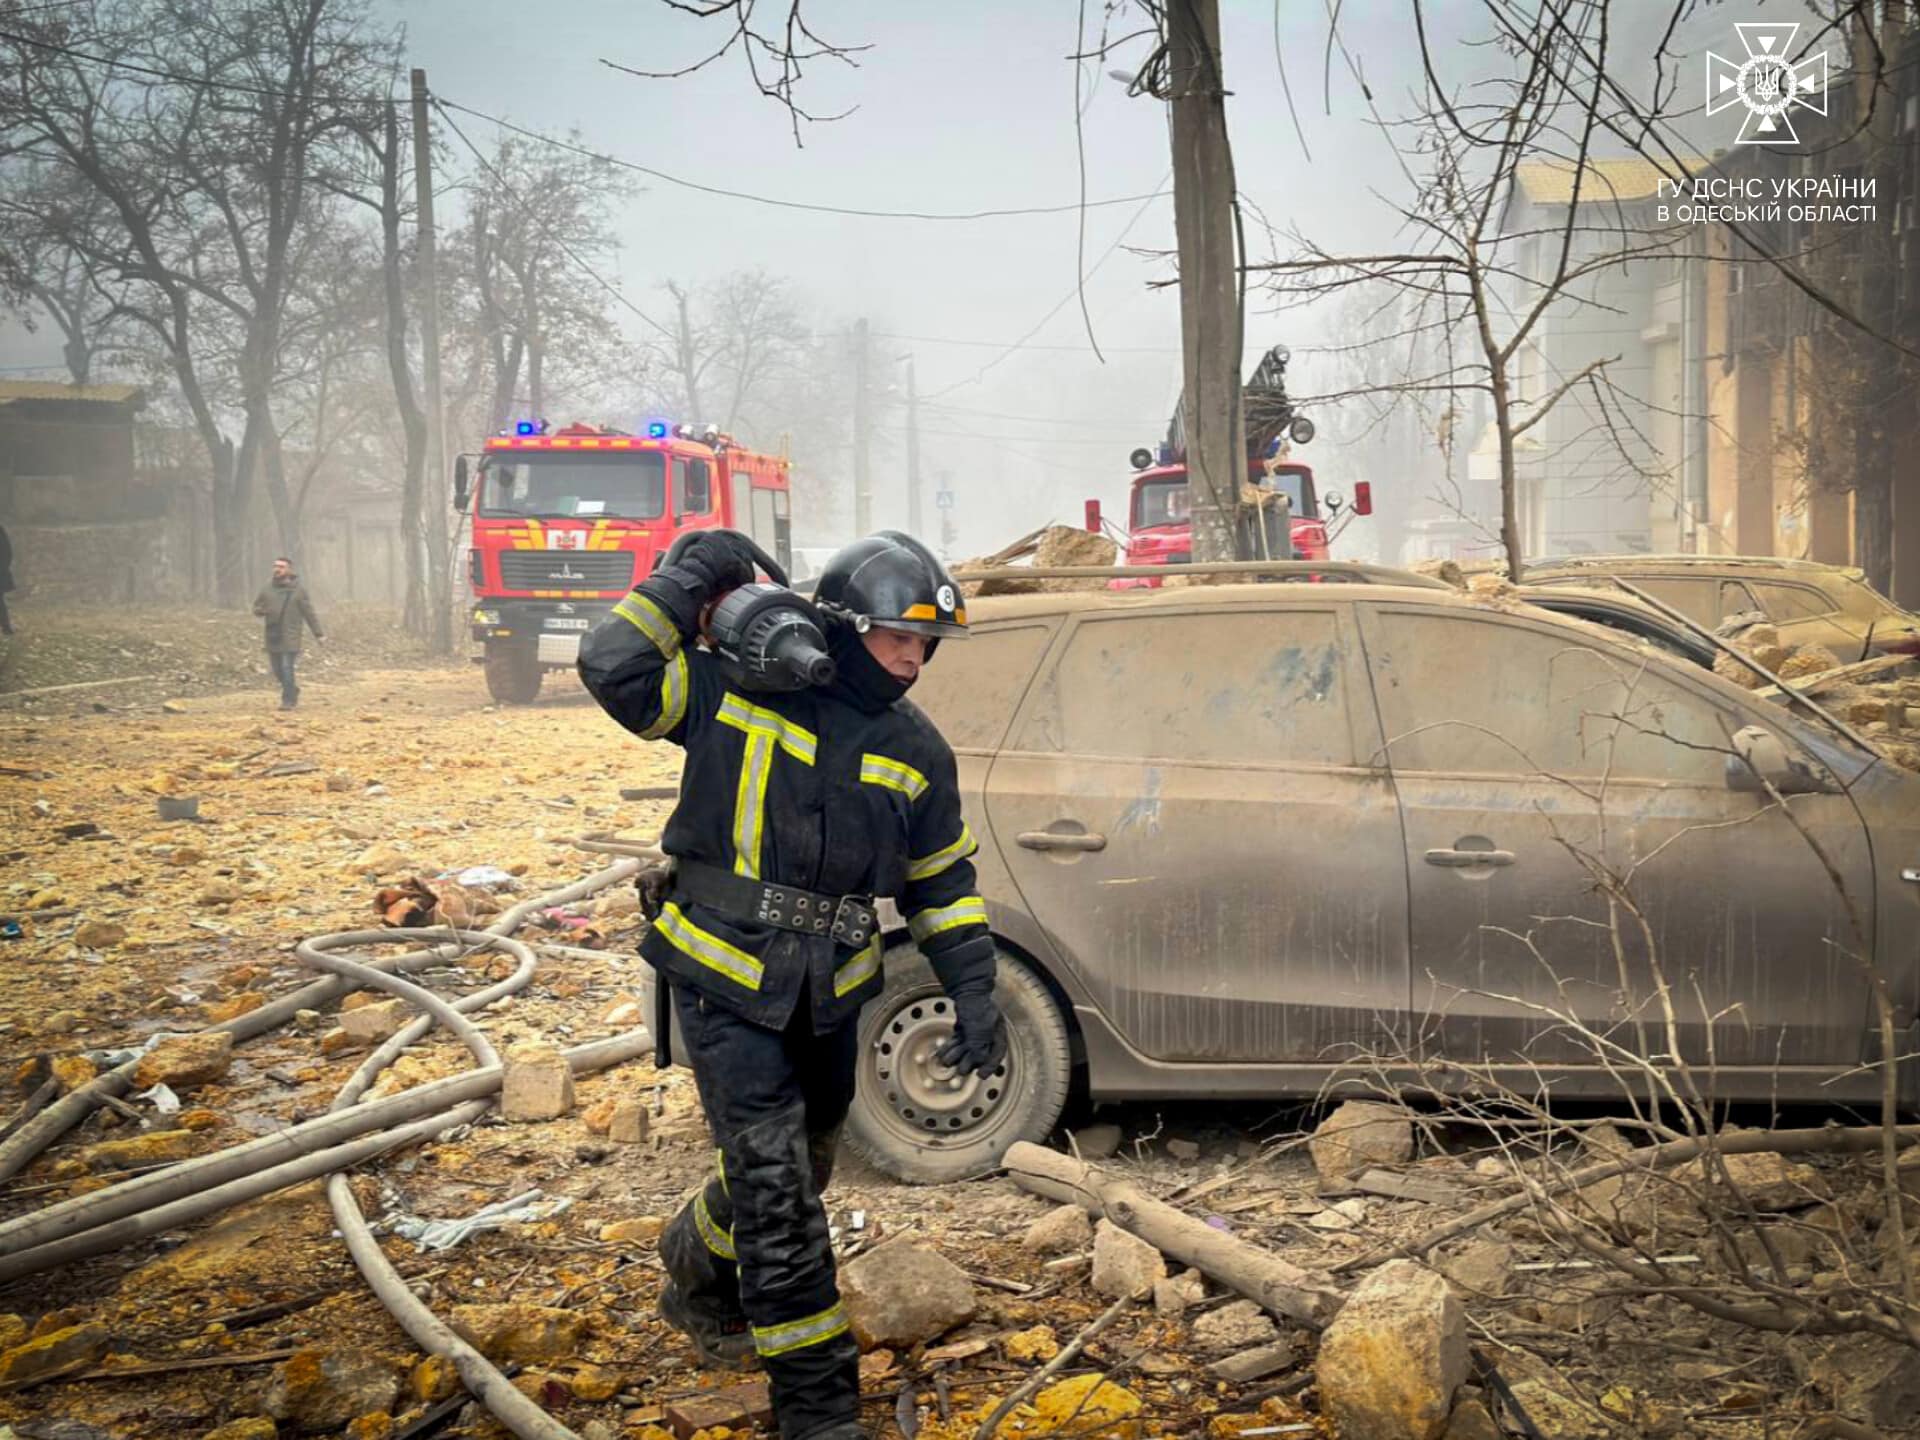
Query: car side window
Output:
[[1749, 581, 1838, 621], [1367, 610, 1732, 783], [1628, 577, 1717, 625], [1015, 610, 1352, 765], [910, 623, 1055, 751]]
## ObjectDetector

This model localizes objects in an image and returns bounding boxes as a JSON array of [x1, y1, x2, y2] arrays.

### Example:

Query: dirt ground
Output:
[[0, 620, 1913, 1440]]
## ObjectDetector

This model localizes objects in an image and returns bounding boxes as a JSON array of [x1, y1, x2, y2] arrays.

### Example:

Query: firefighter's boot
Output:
[[658, 1188, 757, 1371]]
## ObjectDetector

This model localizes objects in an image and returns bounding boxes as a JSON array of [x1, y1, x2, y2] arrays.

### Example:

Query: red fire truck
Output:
[[454, 420, 792, 703], [1088, 345, 1371, 585]]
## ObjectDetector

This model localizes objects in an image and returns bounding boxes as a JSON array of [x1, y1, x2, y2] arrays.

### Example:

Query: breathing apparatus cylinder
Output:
[[707, 583, 836, 692]]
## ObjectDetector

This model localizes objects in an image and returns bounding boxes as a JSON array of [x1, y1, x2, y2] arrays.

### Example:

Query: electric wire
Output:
[[437, 96, 1171, 224]]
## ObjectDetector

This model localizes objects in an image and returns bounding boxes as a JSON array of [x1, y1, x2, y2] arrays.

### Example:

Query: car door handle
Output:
[[1018, 831, 1108, 853], [1425, 847, 1516, 868]]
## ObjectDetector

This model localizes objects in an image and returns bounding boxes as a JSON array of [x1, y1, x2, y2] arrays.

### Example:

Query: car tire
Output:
[[845, 943, 1071, 1185], [484, 644, 543, 705]]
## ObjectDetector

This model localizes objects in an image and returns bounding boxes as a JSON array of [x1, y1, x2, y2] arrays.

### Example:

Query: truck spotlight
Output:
[[1289, 416, 1316, 445], [1129, 447, 1154, 471]]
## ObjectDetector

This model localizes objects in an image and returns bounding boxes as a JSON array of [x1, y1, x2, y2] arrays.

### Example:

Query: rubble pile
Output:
[[957, 525, 1118, 596], [1712, 613, 1920, 771]]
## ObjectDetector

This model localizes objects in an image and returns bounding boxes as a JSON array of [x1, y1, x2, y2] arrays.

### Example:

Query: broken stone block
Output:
[[1440, 1396, 1502, 1440], [1022, 1203, 1094, 1257], [1209, 1337, 1299, 1384], [319, 1027, 358, 1056], [663, 1380, 773, 1438], [1028, 1375, 1141, 1434], [1309, 1099, 1414, 1186], [1004, 1325, 1060, 1363], [0, 1315, 24, 1351], [1681, 1146, 1829, 1210], [609, 1098, 650, 1144], [201, 1420, 278, 1440], [1317, 1260, 1469, 1440], [1438, 1239, 1515, 1298], [50, 1054, 97, 1091], [1493, 1350, 1609, 1440], [1068, 1122, 1122, 1160], [0, 1322, 109, 1386], [1779, 644, 1844, 679], [264, 1348, 404, 1431], [1091, 1218, 1166, 1301], [82, 1129, 198, 1171], [204, 991, 265, 1024], [840, 1241, 978, 1350], [73, 919, 127, 950], [1153, 1267, 1207, 1317], [410, 1354, 460, 1403], [565, 1362, 624, 1401], [501, 1043, 574, 1122], [1166, 1137, 1201, 1161], [580, 1096, 618, 1135], [134, 1030, 233, 1089], [345, 1414, 393, 1440], [339, 998, 409, 1044], [449, 1303, 587, 1365], [599, 1216, 666, 1245], [1191, 1298, 1278, 1351], [1527, 1272, 1622, 1333], [1810, 1333, 1920, 1428]]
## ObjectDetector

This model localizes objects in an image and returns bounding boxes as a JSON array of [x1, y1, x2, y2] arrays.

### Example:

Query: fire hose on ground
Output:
[[0, 848, 662, 1440]]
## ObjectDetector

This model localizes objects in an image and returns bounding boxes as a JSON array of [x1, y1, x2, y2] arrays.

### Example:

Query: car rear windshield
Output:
[[481, 451, 667, 520]]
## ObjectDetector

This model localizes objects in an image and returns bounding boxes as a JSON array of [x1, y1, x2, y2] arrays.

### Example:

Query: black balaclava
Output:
[[825, 620, 912, 714]]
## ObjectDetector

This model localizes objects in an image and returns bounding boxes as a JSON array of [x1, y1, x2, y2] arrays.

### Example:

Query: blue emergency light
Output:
[[647, 421, 669, 439], [515, 421, 537, 436]]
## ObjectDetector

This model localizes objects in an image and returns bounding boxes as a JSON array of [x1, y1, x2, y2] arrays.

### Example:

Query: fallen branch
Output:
[[1002, 1142, 1344, 1328], [1332, 1122, 1920, 1276], [66, 1347, 299, 1383], [973, 1294, 1131, 1440]]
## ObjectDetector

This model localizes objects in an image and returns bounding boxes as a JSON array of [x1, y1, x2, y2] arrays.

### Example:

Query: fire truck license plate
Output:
[[545, 618, 591, 630]]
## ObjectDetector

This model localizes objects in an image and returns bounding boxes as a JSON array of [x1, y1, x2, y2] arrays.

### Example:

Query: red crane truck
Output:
[[1087, 344, 1371, 585], [454, 420, 793, 703]]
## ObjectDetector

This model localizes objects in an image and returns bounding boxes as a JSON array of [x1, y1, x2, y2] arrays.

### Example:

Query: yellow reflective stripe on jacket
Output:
[[860, 752, 929, 801], [716, 695, 819, 879], [694, 1190, 736, 1260], [655, 903, 765, 990], [833, 935, 883, 997], [907, 823, 977, 882], [752, 1302, 850, 1358], [613, 591, 682, 657], [638, 650, 689, 740], [909, 895, 988, 943]]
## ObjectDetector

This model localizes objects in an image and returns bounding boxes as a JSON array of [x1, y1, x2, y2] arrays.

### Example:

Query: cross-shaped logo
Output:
[[1707, 22, 1829, 146]]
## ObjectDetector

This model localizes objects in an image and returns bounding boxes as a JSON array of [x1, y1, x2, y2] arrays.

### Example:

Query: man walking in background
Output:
[[252, 556, 324, 709]]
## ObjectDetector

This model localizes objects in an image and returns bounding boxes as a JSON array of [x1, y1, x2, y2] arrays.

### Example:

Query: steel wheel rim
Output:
[[863, 989, 1016, 1148]]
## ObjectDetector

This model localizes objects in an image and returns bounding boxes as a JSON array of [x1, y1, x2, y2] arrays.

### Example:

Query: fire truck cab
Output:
[[455, 420, 792, 703]]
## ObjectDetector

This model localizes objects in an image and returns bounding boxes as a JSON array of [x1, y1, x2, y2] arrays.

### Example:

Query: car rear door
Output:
[[982, 601, 1411, 1063], [1356, 600, 1875, 1083]]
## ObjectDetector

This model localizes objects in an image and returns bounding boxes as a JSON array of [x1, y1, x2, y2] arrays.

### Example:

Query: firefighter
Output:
[[578, 531, 1004, 1440]]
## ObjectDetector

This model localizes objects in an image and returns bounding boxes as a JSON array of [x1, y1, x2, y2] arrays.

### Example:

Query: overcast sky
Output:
[[1, 0, 1774, 555]]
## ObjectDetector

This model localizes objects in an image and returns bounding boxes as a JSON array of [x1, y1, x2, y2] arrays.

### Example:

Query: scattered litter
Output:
[[385, 1189, 575, 1251], [453, 865, 518, 891], [0, 921, 20, 941], [135, 1083, 181, 1116]]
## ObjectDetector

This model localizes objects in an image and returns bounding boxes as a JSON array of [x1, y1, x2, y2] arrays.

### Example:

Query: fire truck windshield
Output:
[[1133, 467, 1316, 528], [480, 451, 666, 521]]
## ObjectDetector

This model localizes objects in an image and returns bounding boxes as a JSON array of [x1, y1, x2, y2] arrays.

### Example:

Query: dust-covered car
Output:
[[1523, 554, 1920, 660], [819, 567, 1920, 1181]]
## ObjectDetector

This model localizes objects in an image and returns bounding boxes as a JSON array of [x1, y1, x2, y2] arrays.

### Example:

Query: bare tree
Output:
[[1261, 1, 1690, 581]]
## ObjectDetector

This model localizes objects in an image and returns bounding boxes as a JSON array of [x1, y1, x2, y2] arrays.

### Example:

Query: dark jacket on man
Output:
[[252, 575, 324, 654]]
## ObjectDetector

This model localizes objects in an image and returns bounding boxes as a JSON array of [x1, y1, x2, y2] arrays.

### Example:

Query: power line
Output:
[[919, 399, 1149, 431], [876, 423, 1131, 450], [0, 24, 401, 105], [921, 178, 1171, 401], [433, 98, 677, 346], [437, 97, 1170, 224], [875, 331, 1177, 354]]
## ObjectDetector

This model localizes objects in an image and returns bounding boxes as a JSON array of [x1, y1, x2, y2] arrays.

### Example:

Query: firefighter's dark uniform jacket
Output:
[[578, 561, 993, 1440], [577, 577, 995, 1030]]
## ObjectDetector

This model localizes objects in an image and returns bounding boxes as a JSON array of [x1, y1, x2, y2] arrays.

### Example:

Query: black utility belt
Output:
[[673, 860, 878, 949]]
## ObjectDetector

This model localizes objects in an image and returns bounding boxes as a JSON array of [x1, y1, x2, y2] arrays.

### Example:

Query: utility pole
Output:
[[410, 68, 453, 654], [1167, 0, 1245, 562], [852, 318, 872, 535], [904, 354, 923, 536]]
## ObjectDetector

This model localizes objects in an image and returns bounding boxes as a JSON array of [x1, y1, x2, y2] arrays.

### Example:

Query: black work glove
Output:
[[670, 530, 757, 600], [636, 862, 673, 921], [935, 986, 1008, 1077]]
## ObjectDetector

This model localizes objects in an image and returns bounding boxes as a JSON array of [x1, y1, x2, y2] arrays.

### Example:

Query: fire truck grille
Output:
[[498, 552, 636, 590]]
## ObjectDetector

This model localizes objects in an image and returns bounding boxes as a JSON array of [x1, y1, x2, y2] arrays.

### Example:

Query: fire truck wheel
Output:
[[845, 943, 1072, 1185], [483, 644, 544, 705]]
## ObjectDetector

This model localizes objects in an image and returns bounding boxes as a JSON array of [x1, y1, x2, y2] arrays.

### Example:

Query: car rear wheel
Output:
[[484, 644, 543, 705], [846, 943, 1071, 1184]]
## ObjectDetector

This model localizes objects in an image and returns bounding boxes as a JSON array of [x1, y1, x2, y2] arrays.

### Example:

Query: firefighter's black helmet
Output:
[[814, 531, 968, 642]]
